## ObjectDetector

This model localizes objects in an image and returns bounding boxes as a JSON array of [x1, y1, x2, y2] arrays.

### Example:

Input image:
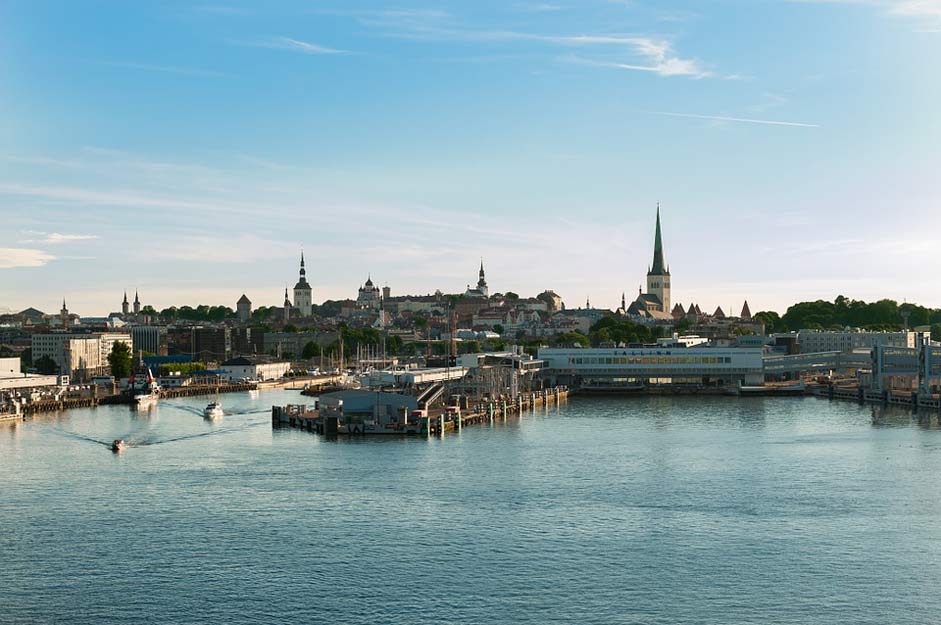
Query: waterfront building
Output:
[[293, 252, 313, 317], [237, 294, 252, 323], [219, 356, 291, 381], [31, 332, 132, 382], [797, 329, 916, 354], [539, 345, 764, 388], [0, 357, 58, 392]]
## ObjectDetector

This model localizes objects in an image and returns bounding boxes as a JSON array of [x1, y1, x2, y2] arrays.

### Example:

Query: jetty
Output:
[[272, 386, 569, 437]]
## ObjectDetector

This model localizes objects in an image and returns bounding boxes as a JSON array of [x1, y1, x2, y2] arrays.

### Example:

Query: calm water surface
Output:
[[2, 390, 940, 624]]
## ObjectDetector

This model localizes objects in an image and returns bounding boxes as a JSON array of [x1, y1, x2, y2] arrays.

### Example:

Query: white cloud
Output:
[[249, 37, 350, 55], [383, 25, 715, 78], [19, 231, 99, 244], [792, 0, 941, 18], [565, 50, 711, 78], [650, 111, 820, 127], [0, 248, 56, 269]]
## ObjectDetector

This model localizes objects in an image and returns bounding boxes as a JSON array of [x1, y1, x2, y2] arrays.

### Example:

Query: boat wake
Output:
[[131, 421, 267, 446], [52, 420, 267, 450]]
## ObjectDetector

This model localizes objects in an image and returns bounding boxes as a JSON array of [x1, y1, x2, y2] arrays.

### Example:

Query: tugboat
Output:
[[111, 439, 127, 452], [203, 401, 224, 419]]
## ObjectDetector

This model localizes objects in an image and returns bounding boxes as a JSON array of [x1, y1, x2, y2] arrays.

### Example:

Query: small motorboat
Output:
[[111, 439, 127, 452], [203, 401, 224, 419]]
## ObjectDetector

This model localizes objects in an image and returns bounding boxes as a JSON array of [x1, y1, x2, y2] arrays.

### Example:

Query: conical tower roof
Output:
[[648, 203, 669, 276]]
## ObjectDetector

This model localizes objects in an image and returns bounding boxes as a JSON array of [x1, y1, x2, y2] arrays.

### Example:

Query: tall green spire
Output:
[[648, 202, 668, 276]]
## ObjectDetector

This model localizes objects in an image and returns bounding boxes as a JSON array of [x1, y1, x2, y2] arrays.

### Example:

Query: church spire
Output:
[[649, 202, 668, 276]]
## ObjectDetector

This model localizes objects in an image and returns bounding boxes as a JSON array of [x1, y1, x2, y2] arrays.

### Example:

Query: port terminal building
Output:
[[538, 347, 764, 389]]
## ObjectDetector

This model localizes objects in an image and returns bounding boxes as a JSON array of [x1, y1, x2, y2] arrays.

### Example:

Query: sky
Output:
[[1, 0, 939, 317]]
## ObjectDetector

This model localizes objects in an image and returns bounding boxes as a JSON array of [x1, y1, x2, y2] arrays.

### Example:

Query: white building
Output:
[[220, 356, 291, 381], [0, 357, 59, 391], [31, 332, 132, 382], [797, 330, 916, 354], [539, 346, 764, 386]]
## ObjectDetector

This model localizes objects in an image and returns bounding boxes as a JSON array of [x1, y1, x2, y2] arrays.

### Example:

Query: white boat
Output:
[[134, 392, 158, 405], [130, 367, 160, 405], [203, 401, 224, 419]]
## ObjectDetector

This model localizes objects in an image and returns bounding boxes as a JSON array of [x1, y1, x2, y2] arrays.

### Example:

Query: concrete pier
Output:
[[272, 387, 570, 437]]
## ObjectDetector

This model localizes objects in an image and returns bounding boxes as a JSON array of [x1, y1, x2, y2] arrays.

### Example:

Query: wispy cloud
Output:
[[564, 47, 711, 78], [791, 0, 941, 18], [246, 36, 350, 55], [380, 25, 714, 78], [98, 61, 231, 78], [19, 231, 100, 245], [0, 248, 56, 269], [650, 111, 820, 128]]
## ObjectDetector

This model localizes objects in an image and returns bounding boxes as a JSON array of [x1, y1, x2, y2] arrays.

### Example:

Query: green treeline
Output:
[[756, 296, 941, 335]]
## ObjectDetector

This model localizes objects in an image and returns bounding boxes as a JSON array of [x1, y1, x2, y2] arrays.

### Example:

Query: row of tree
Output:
[[755, 296, 941, 335]]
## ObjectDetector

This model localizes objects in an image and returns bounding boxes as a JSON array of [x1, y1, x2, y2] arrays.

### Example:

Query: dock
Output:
[[811, 383, 941, 413], [272, 386, 570, 437]]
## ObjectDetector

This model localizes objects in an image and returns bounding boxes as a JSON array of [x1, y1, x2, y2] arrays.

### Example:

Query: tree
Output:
[[932, 324, 941, 343], [107, 341, 133, 379], [302, 341, 321, 359], [552, 331, 590, 348], [753, 311, 782, 334], [504, 292, 520, 301], [588, 316, 656, 346], [493, 324, 504, 335], [34, 355, 58, 375]]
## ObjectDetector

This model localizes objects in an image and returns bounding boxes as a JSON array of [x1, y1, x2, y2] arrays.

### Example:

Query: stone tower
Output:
[[646, 204, 671, 313], [133, 290, 141, 315], [293, 251, 313, 317], [122, 291, 129, 316], [237, 294, 252, 323]]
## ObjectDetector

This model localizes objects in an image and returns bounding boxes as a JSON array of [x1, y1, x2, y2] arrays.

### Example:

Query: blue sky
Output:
[[1, 0, 939, 316]]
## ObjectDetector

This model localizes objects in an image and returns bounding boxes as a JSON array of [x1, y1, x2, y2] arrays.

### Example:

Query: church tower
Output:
[[60, 298, 70, 328], [645, 204, 671, 313], [476, 260, 488, 298], [133, 290, 141, 315], [283, 288, 292, 324], [122, 291, 129, 316], [293, 251, 313, 317]]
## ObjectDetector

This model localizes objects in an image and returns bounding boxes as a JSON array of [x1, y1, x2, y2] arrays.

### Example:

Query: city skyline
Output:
[[2, 0, 940, 314]]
